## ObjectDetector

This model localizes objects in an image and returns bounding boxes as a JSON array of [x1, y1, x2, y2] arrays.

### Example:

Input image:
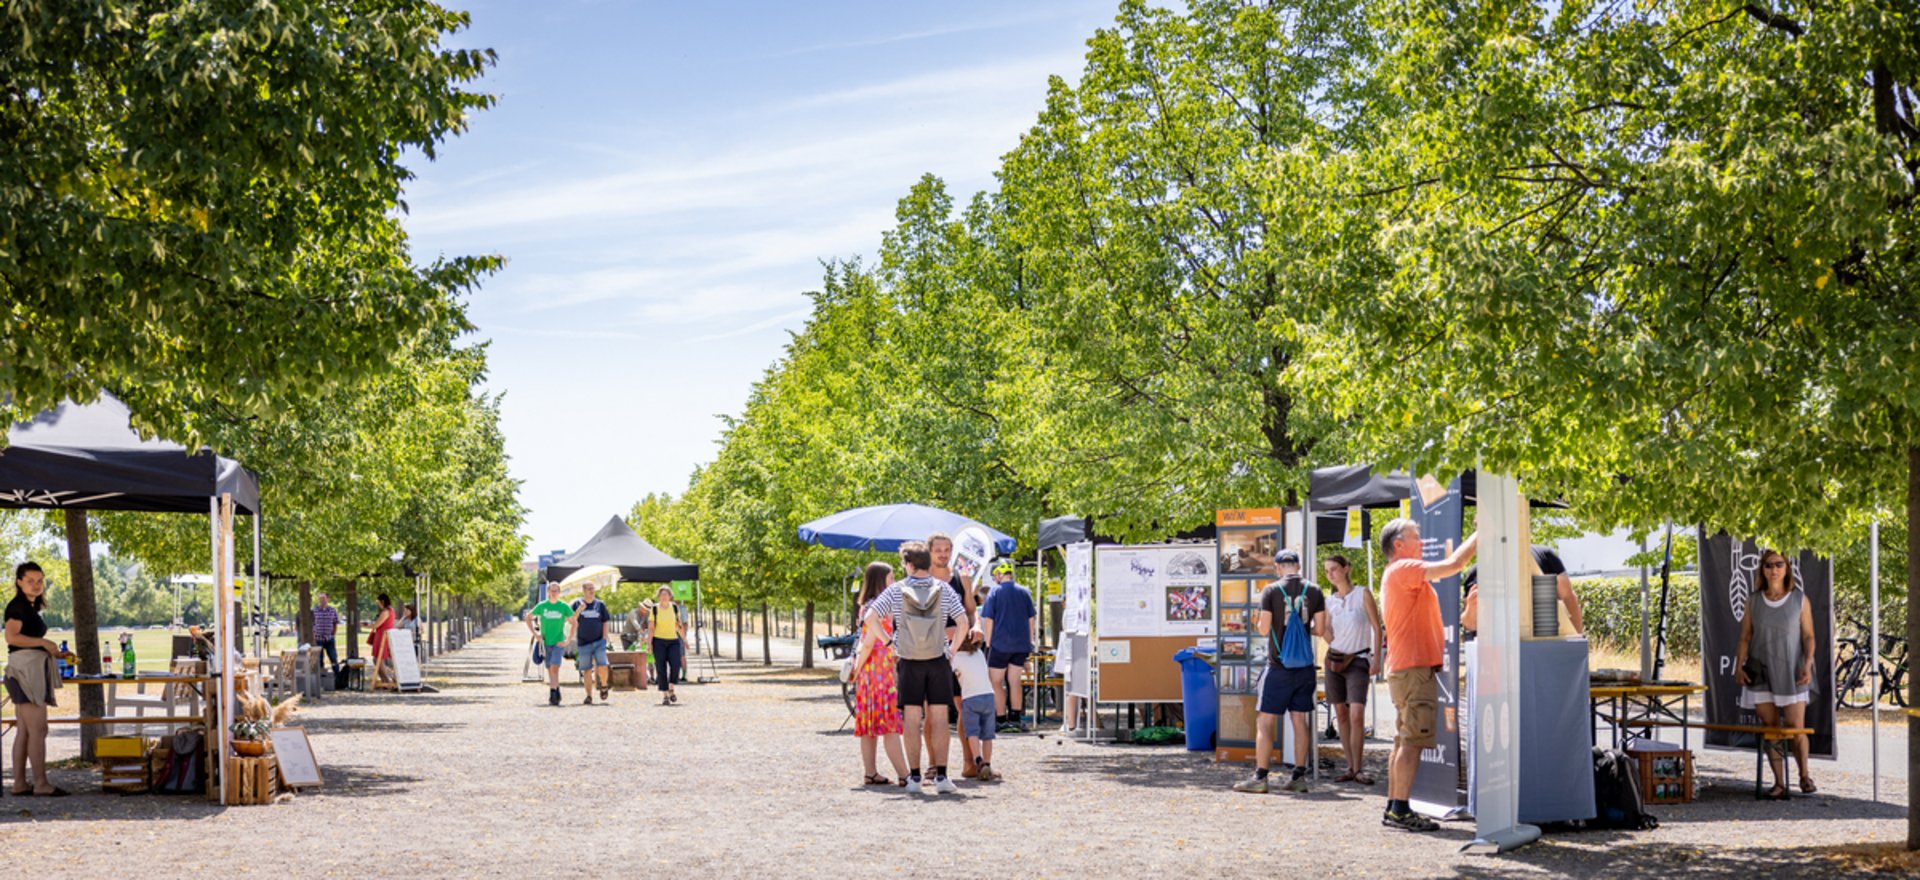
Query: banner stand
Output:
[[1463, 470, 1540, 854]]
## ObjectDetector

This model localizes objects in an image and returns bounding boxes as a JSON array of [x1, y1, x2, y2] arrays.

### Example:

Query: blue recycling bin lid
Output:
[[1172, 646, 1216, 665]]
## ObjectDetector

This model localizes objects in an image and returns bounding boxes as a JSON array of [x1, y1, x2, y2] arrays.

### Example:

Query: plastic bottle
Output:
[[57, 640, 74, 679], [121, 633, 136, 677]]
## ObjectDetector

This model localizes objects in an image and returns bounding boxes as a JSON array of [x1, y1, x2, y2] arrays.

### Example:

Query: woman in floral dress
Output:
[[853, 561, 908, 786]]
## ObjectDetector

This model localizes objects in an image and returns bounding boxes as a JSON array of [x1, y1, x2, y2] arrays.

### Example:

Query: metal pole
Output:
[[1872, 519, 1881, 803], [1034, 539, 1044, 731], [1639, 535, 1651, 681]]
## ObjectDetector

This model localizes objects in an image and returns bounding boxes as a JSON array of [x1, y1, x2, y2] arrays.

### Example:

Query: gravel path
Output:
[[7, 625, 1918, 878]]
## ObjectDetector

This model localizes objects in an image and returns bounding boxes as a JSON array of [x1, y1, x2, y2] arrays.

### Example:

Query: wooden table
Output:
[[1590, 683, 1707, 750], [2, 675, 217, 795]]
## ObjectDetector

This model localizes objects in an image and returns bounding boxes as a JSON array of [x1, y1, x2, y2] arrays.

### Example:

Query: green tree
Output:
[[0, 0, 497, 442]]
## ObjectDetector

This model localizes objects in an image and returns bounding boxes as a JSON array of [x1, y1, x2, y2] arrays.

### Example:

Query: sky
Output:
[[399, 1, 1119, 557]]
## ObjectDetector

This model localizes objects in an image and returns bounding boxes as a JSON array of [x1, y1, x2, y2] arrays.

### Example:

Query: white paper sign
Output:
[[1064, 541, 1094, 635], [387, 628, 422, 691]]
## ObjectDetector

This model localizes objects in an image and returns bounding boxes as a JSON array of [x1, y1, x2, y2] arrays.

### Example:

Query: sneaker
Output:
[[548, 688, 560, 706], [1232, 776, 1270, 794], [1283, 774, 1311, 794], [905, 775, 924, 795], [997, 721, 1024, 733], [1383, 809, 1439, 832], [583, 693, 594, 705], [977, 763, 995, 782], [934, 775, 958, 794]]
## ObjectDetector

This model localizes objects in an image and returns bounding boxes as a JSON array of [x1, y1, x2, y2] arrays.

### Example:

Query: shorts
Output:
[[1325, 655, 1371, 706], [1258, 665, 1316, 715], [1388, 665, 1439, 748], [575, 639, 610, 671], [987, 649, 1030, 670], [896, 657, 956, 709], [542, 642, 567, 668], [961, 693, 997, 742]]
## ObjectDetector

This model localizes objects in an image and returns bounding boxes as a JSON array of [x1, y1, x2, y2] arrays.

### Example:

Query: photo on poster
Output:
[[1220, 607, 1249, 635], [1217, 528, 1278, 576], [1165, 584, 1211, 623], [1221, 580, 1250, 605], [1221, 638, 1249, 660], [1165, 550, 1213, 579]]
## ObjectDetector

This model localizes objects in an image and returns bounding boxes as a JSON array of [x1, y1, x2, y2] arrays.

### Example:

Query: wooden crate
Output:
[[1629, 745, 1693, 805], [100, 756, 151, 793], [224, 755, 281, 805]]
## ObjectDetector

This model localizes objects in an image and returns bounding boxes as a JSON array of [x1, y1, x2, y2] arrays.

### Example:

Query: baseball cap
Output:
[[1275, 549, 1301, 565]]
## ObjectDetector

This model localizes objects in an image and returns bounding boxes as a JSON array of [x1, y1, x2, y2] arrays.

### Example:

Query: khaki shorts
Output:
[[1387, 665, 1438, 749]]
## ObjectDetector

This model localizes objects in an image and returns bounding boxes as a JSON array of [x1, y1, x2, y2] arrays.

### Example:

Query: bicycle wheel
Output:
[[842, 675, 857, 717], [1888, 663, 1910, 708], [1837, 656, 1871, 709]]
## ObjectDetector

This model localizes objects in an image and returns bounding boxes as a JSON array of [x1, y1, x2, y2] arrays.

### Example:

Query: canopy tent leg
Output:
[[1872, 520, 1881, 803]]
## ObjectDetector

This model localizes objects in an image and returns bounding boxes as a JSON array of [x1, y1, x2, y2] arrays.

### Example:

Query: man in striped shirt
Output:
[[312, 593, 342, 675]]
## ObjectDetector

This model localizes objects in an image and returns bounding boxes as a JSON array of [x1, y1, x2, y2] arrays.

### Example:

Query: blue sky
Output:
[[400, 1, 1117, 556]]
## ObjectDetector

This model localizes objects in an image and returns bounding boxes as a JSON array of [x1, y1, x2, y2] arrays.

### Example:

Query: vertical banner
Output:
[[1699, 534, 1836, 757], [1344, 506, 1365, 549], [1466, 472, 1539, 851], [1063, 542, 1093, 636], [1409, 475, 1465, 816]]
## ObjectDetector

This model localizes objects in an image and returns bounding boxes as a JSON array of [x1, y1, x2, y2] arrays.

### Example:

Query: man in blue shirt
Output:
[[569, 583, 614, 705], [981, 560, 1037, 732]]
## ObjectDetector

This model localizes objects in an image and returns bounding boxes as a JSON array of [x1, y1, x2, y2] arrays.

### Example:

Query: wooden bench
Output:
[[1624, 718, 1813, 799]]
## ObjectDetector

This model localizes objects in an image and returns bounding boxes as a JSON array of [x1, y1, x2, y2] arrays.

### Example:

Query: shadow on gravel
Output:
[[1448, 841, 1920, 880], [314, 765, 424, 798], [295, 717, 463, 736], [1036, 751, 1245, 791]]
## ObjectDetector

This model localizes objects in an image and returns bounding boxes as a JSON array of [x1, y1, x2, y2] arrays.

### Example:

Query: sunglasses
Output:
[[1763, 561, 1788, 570]]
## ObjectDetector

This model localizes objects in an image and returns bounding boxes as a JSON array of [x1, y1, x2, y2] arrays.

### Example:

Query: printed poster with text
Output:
[[1095, 545, 1217, 638]]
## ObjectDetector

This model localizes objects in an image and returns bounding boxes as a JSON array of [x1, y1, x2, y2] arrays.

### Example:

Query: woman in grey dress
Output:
[[1734, 549, 1818, 797]]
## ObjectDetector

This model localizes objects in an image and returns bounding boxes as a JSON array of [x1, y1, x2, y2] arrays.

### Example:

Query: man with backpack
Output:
[[1234, 550, 1330, 794], [863, 540, 975, 795]]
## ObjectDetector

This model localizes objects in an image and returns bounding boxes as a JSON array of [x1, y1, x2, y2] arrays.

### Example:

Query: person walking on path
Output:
[[952, 630, 1001, 781], [852, 561, 909, 787], [1736, 548, 1819, 798], [650, 586, 688, 705], [1322, 554, 1382, 784], [865, 540, 973, 795], [311, 592, 342, 675], [527, 585, 575, 706], [369, 593, 397, 687], [981, 560, 1036, 732], [5, 562, 67, 796], [570, 583, 614, 705], [1378, 518, 1477, 831], [1235, 550, 1329, 794]]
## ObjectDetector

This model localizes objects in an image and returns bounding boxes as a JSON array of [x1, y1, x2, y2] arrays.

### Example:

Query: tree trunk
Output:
[[761, 600, 771, 666], [297, 580, 313, 645], [344, 579, 360, 660], [1907, 445, 1919, 850], [802, 600, 816, 669], [735, 602, 744, 660], [63, 510, 104, 760]]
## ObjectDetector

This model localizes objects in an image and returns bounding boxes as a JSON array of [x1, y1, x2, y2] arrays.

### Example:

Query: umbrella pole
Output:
[[1873, 520, 1881, 803]]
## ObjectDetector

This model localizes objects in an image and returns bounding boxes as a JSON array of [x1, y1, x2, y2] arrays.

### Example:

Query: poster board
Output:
[[270, 728, 323, 788], [388, 628, 422, 692], [1094, 543, 1216, 703], [1699, 535, 1835, 757]]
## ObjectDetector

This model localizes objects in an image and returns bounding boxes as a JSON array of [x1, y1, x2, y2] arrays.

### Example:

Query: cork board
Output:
[[1095, 635, 1201, 703]]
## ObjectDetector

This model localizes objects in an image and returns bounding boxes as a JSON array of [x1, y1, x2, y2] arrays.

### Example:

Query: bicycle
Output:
[[1836, 616, 1908, 709]]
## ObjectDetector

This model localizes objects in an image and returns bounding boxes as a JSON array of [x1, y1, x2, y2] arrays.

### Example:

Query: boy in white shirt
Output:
[[952, 631, 1000, 781]]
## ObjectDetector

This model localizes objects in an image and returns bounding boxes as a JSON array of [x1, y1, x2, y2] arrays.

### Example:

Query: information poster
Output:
[[1094, 545, 1216, 637], [1063, 541, 1093, 636], [1214, 508, 1284, 757]]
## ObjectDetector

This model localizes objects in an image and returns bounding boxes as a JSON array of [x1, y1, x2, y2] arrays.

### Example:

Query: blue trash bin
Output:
[[1173, 646, 1219, 751]]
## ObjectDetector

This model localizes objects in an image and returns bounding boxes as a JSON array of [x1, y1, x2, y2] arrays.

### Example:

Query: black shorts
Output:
[[896, 657, 955, 708]]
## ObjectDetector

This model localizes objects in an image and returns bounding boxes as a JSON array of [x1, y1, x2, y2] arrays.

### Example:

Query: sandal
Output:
[[1764, 784, 1790, 800], [863, 773, 892, 786], [1355, 772, 1376, 786], [1335, 772, 1359, 783], [1800, 778, 1818, 795], [33, 786, 70, 797], [661, 695, 672, 706]]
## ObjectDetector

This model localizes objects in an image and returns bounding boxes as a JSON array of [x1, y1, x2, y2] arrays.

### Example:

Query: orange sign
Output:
[[1216, 507, 1283, 527]]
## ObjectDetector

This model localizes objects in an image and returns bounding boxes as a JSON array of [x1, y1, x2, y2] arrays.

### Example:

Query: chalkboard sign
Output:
[[270, 728, 322, 788]]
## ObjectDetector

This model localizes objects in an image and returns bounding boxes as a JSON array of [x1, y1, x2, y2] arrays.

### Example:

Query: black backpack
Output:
[[156, 728, 207, 795], [1589, 747, 1657, 830]]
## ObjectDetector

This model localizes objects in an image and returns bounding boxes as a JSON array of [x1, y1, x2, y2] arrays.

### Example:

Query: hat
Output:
[[1275, 549, 1301, 565]]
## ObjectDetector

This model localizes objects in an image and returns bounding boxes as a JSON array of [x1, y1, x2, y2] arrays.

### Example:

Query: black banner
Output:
[[1410, 475, 1465, 814], [1698, 534, 1835, 757]]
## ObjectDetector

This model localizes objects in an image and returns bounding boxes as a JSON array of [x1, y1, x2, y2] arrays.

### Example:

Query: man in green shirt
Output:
[[526, 584, 576, 706]]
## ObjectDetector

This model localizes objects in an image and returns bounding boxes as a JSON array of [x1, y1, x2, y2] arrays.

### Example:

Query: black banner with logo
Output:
[[1410, 475, 1465, 815], [1698, 534, 1835, 757]]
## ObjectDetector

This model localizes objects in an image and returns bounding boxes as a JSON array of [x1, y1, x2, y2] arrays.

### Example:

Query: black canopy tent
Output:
[[0, 396, 259, 803], [546, 516, 699, 583]]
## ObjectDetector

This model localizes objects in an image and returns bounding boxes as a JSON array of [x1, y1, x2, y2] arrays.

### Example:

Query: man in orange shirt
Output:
[[1377, 517, 1478, 832]]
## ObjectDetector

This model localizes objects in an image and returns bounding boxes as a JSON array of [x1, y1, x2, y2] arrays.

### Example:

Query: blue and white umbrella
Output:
[[797, 503, 1017, 556]]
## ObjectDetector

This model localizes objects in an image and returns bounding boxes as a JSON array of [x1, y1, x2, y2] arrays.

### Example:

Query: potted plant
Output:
[[230, 693, 300, 757]]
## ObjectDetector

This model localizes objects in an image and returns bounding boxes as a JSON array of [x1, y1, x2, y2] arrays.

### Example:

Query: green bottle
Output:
[[120, 633, 136, 677]]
